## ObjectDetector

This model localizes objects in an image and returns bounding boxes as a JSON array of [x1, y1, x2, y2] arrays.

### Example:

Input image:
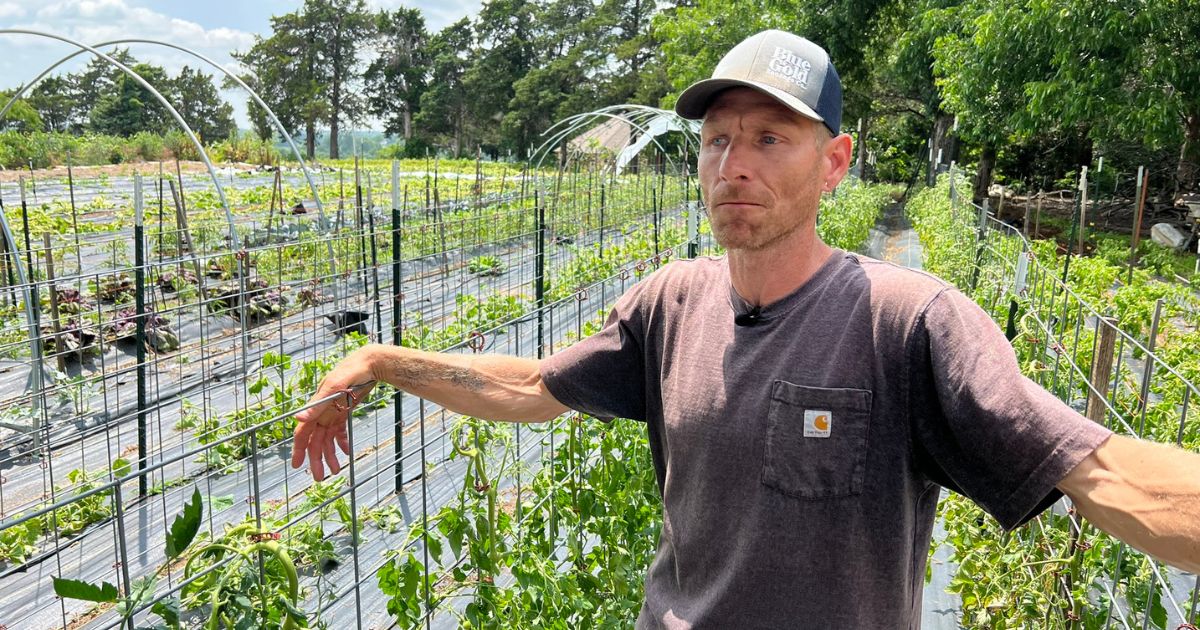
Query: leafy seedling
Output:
[[54, 487, 203, 629]]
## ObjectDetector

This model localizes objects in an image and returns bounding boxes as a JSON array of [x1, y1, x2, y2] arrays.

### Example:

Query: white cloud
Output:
[[0, 2, 26, 19], [2, 0, 259, 126], [10, 0, 255, 77]]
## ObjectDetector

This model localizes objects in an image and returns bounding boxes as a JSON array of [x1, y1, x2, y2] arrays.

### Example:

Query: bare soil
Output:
[[0, 160, 256, 184], [988, 191, 1194, 236]]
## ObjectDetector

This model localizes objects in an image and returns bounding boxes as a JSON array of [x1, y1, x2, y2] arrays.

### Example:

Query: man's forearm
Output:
[[1061, 434, 1200, 574], [365, 344, 568, 422]]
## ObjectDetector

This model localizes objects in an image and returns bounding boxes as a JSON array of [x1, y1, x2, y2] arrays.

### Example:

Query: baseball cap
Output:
[[674, 29, 842, 136]]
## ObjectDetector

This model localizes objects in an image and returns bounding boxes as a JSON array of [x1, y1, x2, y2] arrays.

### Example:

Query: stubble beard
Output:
[[707, 185, 822, 253]]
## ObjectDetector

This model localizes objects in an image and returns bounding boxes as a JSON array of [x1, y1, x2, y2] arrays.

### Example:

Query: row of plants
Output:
[[37, 221, 690, 627], [908, 173, 1199, 628], [54, 474, 409, 629], [0, 129, 210, 170], [817, 181, 898, 252], [0, 458, 133, 565], [0, 169, 685, 371], [378, 403, 660, 627], [28, 176, 894, 625]]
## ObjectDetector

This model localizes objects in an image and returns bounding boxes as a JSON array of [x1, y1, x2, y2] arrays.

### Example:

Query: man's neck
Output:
[[727, 229, 834, 307]]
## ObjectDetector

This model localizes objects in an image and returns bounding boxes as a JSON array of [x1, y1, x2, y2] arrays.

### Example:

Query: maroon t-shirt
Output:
[[540, 251, 1111, 629]]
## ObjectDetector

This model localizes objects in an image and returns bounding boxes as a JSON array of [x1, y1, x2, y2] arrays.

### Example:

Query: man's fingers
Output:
[[308, 434, 325, 482], [291, 420, 316, 469], [323, 435, 341, 476], [336, 428, 350, 455]]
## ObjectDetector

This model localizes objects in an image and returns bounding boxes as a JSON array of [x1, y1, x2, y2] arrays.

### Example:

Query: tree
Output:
[[71, 49, 137, 131], [234, 11, 328, 157], [90, 62, 175, 136], [172, 67, 236, 143], [933, 0, 1200, 197], [0, 89, 44, 132], [365, 8, 429, 141], [598, 0, 663, 105], [502, 0, 600, 152], [305, 0, 375, 159], [416, 19, 475, 156], [465, 0, 538, 155], [27, 76, 78, 132], [1015, 0, 1200, 195]]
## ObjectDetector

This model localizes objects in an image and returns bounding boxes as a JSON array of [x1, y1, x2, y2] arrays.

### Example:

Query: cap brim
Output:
[[674, 78, 825, 124]]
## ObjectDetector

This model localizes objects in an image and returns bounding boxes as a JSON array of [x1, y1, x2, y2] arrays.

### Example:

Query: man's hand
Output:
[[1058, 434, 1200, 574], [290, 346, 377, 481], [290, 343, 566, 482]]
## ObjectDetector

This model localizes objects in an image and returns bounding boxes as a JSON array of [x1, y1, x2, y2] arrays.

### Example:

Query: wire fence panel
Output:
[[915, 170, 1199, 629], [0, 153, 707, 629]]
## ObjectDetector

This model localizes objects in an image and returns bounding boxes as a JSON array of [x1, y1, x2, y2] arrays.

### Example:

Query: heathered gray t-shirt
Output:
[[540, 251, 1112, 629]]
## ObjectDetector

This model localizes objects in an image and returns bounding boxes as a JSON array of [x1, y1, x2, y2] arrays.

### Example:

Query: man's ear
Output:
[[822, 133, 854, 192]]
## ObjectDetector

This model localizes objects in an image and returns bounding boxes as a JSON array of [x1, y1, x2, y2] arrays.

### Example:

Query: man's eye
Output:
[[762, 135, 779, 145], [709, 137, 728, 147]]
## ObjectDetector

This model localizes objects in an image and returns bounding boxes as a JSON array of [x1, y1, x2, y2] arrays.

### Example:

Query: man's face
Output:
[[698, 88, 831, 252]]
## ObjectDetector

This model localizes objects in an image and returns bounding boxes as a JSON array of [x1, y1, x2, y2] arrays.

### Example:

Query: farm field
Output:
[[0, 150, 898, 628], [4, 0, 1200, 626]]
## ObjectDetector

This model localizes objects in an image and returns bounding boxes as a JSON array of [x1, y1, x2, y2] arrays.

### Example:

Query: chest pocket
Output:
[[760, 381, 873, 500]]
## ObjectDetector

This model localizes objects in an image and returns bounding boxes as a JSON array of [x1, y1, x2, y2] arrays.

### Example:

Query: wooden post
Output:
[[1022, 198, 1031, 239], [1127, 167, 1149, 285], [1085, 318, 1119, 425], [1034, 191, 1043, 239], [43, 233, 65, 372], [1078, 166, 1089, 255], [1130, 166, 1148, 253], [168, 180, 202, 283]]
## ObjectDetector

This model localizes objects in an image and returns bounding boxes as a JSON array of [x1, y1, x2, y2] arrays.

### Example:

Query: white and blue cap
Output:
[[674, 29, 843, 136]]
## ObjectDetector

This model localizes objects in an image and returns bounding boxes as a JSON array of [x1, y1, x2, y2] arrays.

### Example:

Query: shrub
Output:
[[130, 131, 167, 161]]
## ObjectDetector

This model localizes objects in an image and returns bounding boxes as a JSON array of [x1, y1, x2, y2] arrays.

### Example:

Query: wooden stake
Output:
[[1085, 318, 1119, 425], [1034, 192, 1043, 239], [1078, 166, 1089, 255], [43, 233, 65, 372]]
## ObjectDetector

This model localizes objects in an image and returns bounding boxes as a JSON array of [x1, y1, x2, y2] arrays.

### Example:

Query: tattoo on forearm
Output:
[[389, 355, 486, 393]]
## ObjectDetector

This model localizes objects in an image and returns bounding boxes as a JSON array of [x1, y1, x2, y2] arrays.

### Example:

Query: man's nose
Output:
[[717, 139, 753, 182]]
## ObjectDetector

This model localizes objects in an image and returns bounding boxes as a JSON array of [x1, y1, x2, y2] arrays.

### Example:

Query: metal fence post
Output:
[[392, 160, 405, 494], [134, 174, 149, 498]]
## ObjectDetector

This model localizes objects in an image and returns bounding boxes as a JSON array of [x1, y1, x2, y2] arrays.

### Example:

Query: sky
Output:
[[0, 0, 483, 129]]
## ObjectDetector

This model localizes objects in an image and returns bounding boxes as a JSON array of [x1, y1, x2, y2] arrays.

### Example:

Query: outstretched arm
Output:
[[1058, 434, 1200, 574], [290, 344, 569, 480]]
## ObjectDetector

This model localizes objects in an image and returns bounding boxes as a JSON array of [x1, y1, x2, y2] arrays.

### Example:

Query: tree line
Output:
[[2, 0, 1196, 197], [661, 0, 1198, 198], [3, 49, 235, 145], [230, 0, 660, 160]]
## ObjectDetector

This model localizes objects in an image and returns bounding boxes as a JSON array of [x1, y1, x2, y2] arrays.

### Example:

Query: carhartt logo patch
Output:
[[803, 410, 831, 438]]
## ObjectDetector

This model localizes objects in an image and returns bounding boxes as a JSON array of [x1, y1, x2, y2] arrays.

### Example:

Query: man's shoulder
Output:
[[618, 255, 727, 314], [638, 255, 727, 290], [841, 252, 956, 317]]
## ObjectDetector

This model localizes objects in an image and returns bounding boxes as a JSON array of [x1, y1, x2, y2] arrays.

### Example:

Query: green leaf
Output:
[[207, 494, 235, 513], [150, 597, 180, 625], [165, 487, 202, 559], [248, 376, 269, 395], [53, 577, 119, 602], [111, 457, 132, 479], [126, 575, 158, 609]]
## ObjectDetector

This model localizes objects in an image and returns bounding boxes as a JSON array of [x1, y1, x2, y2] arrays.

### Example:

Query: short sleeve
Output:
[[910, 288, 1112, 530], [540, 279, 651, 422]]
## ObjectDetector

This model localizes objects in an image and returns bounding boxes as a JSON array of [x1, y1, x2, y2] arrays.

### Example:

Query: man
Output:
[[293, 30, 1200, 628]]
